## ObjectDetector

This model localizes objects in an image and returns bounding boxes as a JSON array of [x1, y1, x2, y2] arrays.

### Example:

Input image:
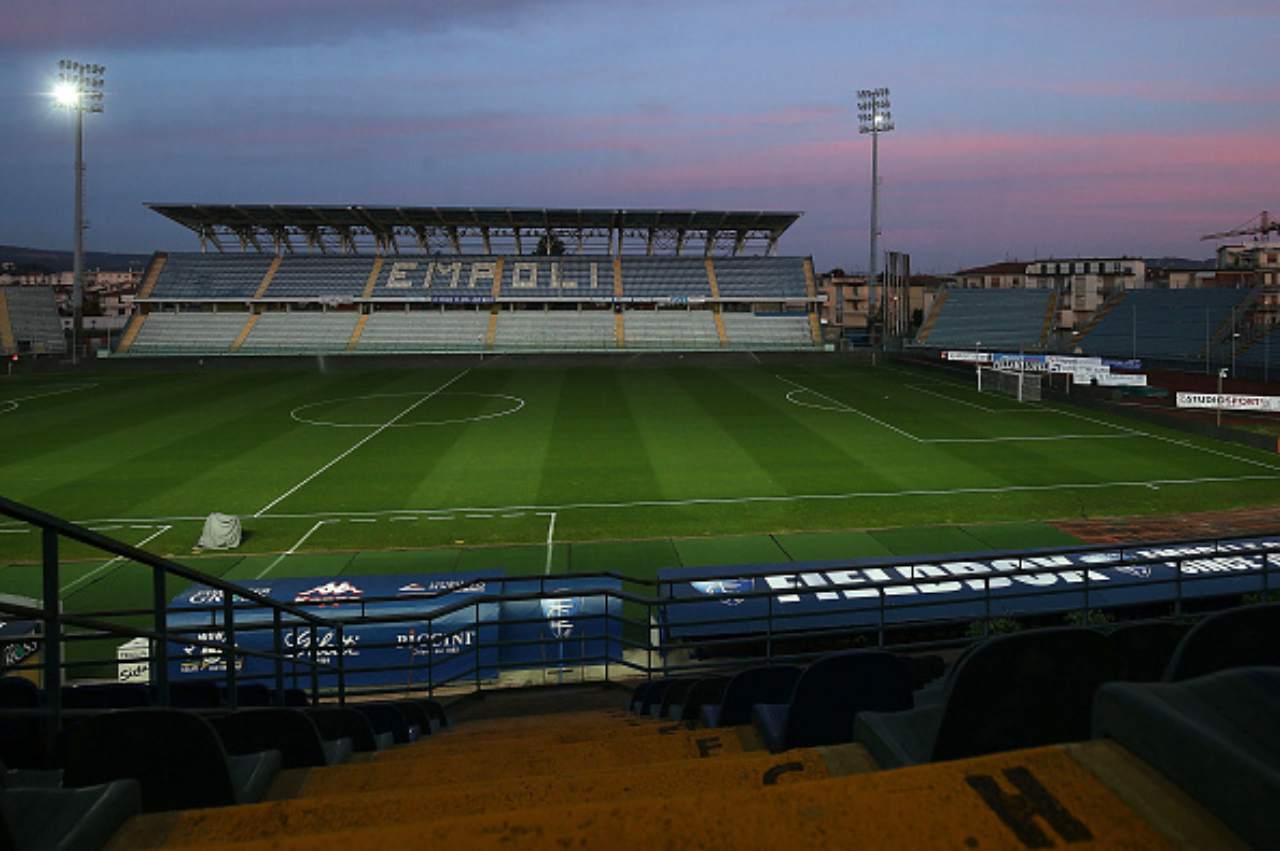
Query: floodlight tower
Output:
[[857, 88, 893, 293], [54, 60, 106, 365]]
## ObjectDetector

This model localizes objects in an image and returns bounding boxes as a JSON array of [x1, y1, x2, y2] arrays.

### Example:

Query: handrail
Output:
[[3, 491, 1276, 758]]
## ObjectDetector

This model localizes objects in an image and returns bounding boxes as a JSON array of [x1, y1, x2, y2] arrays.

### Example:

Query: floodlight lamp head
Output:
[[53, 80, 79, 107]]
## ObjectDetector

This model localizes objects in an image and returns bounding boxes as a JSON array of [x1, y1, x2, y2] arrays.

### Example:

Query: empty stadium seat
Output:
[[62, 709, 281, 812], [305, 707, 383, 754], [720, 313, 814, 349], [914, 288, 1051, 350], [1, 287, 66, 355], [147, 253, 272, 300], [212, 708, 352, 768], [855, 628, 1121, 767], [126, 311, 250, 355], [713, 258, 808, 299], [658, 679, 698, 719], [0, 679, 38, 710], [752, 651, 914, 753], [352, 703, 418, 745], [700, 665, 801, 728], [640, 678, 685, 717], [677, 676, 729, 723], [61, 683, 150, 710], [1082, 289, 1248, 361], [1093, 667, 1280, 850], [0, 764, 140, 851], [357, 310, 489, 352], [1163, 602, 1280, 681], [1107, 621, 1190, 682]]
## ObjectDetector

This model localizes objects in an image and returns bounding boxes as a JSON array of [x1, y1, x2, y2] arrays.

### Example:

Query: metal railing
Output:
[[2, 494, 1277, 741]]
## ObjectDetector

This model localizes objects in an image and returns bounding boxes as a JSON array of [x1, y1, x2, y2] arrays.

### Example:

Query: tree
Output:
[[532, 233, 567, 256]]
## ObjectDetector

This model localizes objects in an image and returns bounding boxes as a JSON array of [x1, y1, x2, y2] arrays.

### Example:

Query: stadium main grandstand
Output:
[[116, 205, 822, 356]]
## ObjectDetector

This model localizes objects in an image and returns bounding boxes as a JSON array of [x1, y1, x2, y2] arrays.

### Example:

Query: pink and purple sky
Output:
[[2, 0, 1277, 272]]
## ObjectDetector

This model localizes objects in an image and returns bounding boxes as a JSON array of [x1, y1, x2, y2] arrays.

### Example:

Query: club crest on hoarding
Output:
[[691, 578, 755, 606], [541, 595, 579, 639]]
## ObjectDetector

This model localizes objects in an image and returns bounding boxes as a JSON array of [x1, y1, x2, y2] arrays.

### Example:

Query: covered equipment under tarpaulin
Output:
[[197, 513, 241, 550]]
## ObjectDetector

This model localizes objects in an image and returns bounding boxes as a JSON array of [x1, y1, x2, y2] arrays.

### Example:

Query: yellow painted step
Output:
[[136, 253, 167, 299], [615, 311, 624, 348], [705, 257, 721, 299], [360, 257, 384, 299], [0, 290, 17, 353], [613, 256, 623, 298], [253, 256, 282, 299], [491, 258, 505, 300], [115, 313, 146, 354], [441, 708, 634, 736], [229, 314, 259, 352], [108, 745, 873, 849], [376, 720, 734, 763], [346, 314, 368, 352], [278, 727, 751, 798], [173, 743, 1239, 851]]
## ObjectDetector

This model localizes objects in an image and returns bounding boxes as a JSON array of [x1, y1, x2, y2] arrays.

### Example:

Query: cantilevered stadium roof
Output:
[[145, 204, 803, 256]]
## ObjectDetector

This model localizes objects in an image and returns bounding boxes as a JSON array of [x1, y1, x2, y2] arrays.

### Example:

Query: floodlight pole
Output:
[[72, 105, 83, 365], [857, 87, 894, 339], [55, 60, 105, 366]]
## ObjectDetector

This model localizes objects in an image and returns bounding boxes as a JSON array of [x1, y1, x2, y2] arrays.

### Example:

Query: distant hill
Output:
[[0, 245, 153, 274]]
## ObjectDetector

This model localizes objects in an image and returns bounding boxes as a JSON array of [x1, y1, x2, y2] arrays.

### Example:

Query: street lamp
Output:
[[857, 87, 894, 302], [53, 60, 106, 365]]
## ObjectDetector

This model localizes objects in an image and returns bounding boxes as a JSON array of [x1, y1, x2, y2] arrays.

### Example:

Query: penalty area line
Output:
[[253, 369, 471, 518], [254, 519, 335, 580], [60, 525, 173, 596]]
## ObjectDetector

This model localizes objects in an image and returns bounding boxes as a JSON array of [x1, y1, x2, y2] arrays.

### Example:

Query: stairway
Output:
[[115, 314, 146, 354], [136, 253, 168, 299], [0, 290, 14, 353], [104, 699, 1236, 851], [1072, 289, 1125, 344], [915, 290, 948, 343]]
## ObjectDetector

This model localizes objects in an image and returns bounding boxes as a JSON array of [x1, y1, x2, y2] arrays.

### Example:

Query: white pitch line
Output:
[[61, 525, 173, 596], [348, 518, 377, 524], [926, 433, 1139, 444], [777, 375, 922, 442], [254, 520, 333, 580], [542, 511, 557, 575], [465, 514, 492, 519], [11, 471, 1280, 531], [0, 529, 30, 535], [390, 516, 417, 522], [253, 369, 471, 517]]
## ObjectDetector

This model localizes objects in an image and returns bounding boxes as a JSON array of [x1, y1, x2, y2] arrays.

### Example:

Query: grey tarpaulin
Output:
[[197, 513, 242, 550]]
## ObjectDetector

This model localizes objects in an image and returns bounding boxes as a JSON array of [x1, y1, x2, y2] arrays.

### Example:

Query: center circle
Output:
[[291, 392, 525, 428]]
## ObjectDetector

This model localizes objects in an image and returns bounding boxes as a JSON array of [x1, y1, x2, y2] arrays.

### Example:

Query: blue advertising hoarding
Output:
[[658, 537, 1280, 640], [167, 573, 502, 688], [499, 578, 623, 671]]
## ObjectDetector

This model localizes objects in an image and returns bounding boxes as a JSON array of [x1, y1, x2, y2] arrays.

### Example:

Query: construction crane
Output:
[[1201, 210, 1279, 242]]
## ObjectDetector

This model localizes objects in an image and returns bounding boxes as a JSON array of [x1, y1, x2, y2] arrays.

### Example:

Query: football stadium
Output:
[[2, 196, 1279, 849]]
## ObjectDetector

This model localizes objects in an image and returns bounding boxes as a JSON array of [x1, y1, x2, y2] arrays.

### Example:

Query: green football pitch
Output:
[[4, 356, 1280, 603]]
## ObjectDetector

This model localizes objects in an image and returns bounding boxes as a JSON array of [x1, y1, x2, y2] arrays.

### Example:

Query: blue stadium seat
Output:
[[855, 628, 1121, 767], [62, 709, 281, 812], [676, 676, 728, 723], [1163, 602, 1280, 681], [305, 707, 382, 753], [658, 679, 698, 719], [1107, 621, 1189, 682], [62, 683, 150, 709], [281, 688, 311, 707], [700, 666, 801, 728], [751, 651, 914, 753], [0, 679, 38, 709], [168, 680, 222, 708], [641, 679, 686, 717], [1093, 667, 1280, 850], [350, 703, 416, 746], [390, 701, 433, 737], [212, 708, 351, 768], [629, 681, 660, 715], [0, 765, 140, 851]]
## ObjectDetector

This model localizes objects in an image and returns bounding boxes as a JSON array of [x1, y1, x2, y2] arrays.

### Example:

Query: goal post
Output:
[[978, 366, 1042, 402]]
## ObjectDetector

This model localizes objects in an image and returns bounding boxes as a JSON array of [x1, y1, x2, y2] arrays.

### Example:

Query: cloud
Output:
[[0, 0, 569, 51]]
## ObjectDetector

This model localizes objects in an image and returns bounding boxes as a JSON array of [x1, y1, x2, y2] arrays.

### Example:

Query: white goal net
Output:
[[977, 366, 1042, 402]]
